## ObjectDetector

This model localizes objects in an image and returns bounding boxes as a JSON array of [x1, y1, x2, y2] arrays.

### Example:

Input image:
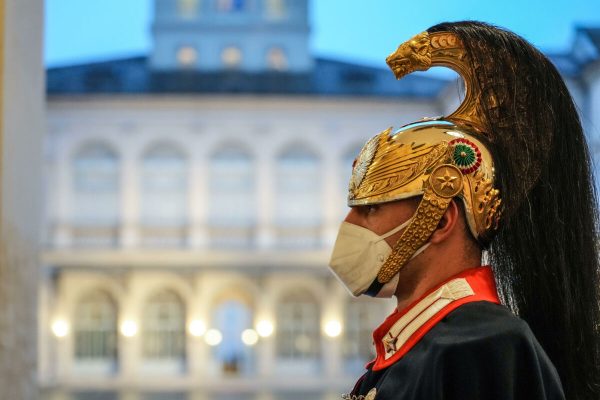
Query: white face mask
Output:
[[328, 217, 430, 298]]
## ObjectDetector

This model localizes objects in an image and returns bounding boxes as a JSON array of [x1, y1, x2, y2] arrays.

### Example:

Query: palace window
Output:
[[265, 0, 286, 19], [276, 289, 320, 360], [217, 0, 246, 12], [275, 146, 321, 248], [178, 0, 200, 18], [177, 46, 198, 67], [212, 299, 255, 376], [343, 299, 384, 372], [72, 143, 119, 225], [267, 47, 288, 71], [74, 290, 118, 361], [140, 144, 188, 226], [142, 290, 186, 360], [71, 143, 120, 247], [221, 46, 243, 68], [140, 144, 188, 247], [209, 146, 256, 248]]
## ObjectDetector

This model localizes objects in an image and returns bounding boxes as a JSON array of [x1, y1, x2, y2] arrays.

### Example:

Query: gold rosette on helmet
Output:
[[348, 31, 502, 285]]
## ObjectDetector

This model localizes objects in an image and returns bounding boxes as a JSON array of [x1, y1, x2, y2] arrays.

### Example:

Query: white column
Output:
[[322, 149, 342, 248], [257, 153, 275, 249], [54, 150, 73, 248], [37, 267, 53, 385], [188, 274, 209, 377], [118, 276, 140, 384], [120, 152, 139, 248], [0, 0, 44, 398], [52, 273, 71, 383], [322, 280, 345, 379], [189, 155, 208, 248], [256, 280, 276, 376]]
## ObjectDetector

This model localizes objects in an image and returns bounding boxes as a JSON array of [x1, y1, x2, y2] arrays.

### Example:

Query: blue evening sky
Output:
[[45, 0, 600, 68]]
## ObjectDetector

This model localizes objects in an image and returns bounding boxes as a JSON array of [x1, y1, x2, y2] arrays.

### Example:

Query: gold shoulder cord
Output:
[[376, 31, 489, 284]]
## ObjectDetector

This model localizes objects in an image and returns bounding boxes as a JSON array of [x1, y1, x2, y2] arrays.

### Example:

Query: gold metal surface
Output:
[[348, 121, 501, 283], [430, 164, 463, 198], [376, 185, 452, 283], [386, 31, 484, 132], [341, 388, 377, 400]]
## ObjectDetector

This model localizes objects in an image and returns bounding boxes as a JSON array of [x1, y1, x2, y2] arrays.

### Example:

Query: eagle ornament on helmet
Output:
[[341, 22, 600, 400]]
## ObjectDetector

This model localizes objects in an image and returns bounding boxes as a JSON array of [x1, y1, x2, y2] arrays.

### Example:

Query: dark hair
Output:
[[428, 21, 600, 400]]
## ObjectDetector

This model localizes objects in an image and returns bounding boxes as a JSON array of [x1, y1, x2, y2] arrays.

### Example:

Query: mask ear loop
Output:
[[376, 164, 464, 284], [376, 216, 414, 242]]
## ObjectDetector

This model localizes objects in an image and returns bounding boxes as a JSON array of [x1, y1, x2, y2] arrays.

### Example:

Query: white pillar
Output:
[[322, 280, 345, 379], [0, 0, 44, 398], [188, 274, 209, 377], [322, 150, 341, 248], [119, 276, 140, 383], [120, 152, 139, 248], [256, 280, 276, 376], [257, 153, 275, 248], [54, 151, 73, 248], [37, 267, 53, 384], [189, 155, 208, 248]]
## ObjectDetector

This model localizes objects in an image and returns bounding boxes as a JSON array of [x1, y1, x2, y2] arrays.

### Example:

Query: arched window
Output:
[[140, 144, 188, 247], [343, 298, 387, 374], [212, 299, 255, 376], [276, 289, 320, 363], [265, 0, 286, 20], [177, 46, 198, 67], [275, 146, 321, 248], [266, 47, 288, 71], [221, 46, 243, 68], [74, 290, 118, 366], [142, 290, 186, 362], [178, 0, 200, 18], [72, 143, 120, 247], [217, 0, 246, 12], [209, 146, 256, 248]]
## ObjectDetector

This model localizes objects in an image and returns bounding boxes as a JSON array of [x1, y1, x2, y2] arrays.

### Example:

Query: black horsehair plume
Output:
[[428, 21, 600, 400]]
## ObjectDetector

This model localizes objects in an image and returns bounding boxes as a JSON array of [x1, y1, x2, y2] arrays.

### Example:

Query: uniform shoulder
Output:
[[386, 302, 566, 400], [426, 301, 536, 348]]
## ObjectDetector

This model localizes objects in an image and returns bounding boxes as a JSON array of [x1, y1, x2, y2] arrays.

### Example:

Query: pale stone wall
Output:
[[0, 0, 44, 399], [39, 96, 424, 393]]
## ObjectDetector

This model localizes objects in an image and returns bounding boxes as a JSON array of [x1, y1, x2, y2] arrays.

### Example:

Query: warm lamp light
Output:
[[204, 329, 223, 346], [256, 320, 274, 337], [120, 320, 138, 337], [241, 329, 259, 346], [324, 320, 342, 338], [188, 319, 206, 337], [51, 320, 69, 338]]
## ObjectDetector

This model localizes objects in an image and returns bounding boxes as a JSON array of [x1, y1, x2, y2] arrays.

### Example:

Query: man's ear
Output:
[[429, 199, 459, 244]]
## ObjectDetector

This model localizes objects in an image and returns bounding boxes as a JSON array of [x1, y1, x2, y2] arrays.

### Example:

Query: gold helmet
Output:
[[347, 31, 502, 286]]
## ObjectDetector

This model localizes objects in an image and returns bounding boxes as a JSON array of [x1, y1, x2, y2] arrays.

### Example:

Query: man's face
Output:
[[344, 199, 419, 247]]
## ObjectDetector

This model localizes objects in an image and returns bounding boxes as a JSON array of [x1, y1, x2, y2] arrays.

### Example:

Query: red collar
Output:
[[369, 266, 500, 371]]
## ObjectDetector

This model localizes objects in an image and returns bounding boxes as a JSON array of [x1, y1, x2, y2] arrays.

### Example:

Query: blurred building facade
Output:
[[39, 1, 600, 399]]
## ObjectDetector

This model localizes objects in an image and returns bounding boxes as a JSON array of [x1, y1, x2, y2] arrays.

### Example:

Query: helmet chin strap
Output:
[[376, 164, 463, 285], [373, 241, 431, 298]]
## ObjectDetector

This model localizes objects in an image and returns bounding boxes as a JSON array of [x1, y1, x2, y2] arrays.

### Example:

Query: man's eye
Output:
[[366, 205, 379, 214]]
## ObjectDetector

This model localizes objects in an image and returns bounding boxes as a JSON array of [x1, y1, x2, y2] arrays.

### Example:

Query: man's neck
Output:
[[394, 251, 482, 312]]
